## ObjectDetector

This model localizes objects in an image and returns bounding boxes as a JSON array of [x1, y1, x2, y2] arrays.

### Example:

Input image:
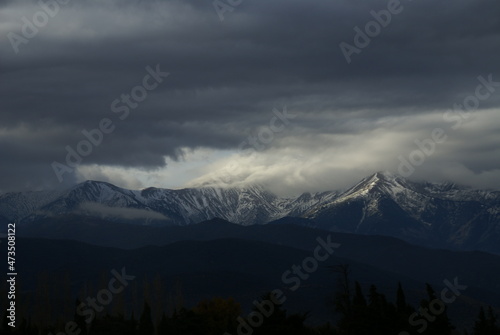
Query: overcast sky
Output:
[[1, 0, 500, 195]]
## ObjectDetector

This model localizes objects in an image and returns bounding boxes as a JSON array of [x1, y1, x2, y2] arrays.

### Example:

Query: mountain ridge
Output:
[[3, 171, 500, 253], [13, 232, 500, 329]]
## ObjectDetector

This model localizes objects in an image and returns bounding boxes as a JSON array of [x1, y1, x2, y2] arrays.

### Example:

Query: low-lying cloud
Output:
[[77, 202, 168, 222]]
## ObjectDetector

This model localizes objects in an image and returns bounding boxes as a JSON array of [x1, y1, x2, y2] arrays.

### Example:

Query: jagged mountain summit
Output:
[[2, 171, 500, 253], [0, 180, 338, 226], [303, 172, 500, 251]]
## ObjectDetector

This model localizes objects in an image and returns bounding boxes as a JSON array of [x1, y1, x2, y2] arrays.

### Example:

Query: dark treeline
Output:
[[2, 268, 499, 335]]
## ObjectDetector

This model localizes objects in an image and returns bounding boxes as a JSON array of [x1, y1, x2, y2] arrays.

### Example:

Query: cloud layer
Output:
[[1, 0, 500, 193]]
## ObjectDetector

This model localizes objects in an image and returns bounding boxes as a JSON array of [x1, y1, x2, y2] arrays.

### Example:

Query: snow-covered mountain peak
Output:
[[65, 180, 130, 200], [3, 173, 500, 254], [2, 172, 500, 234], [334, 171, 406, 201]]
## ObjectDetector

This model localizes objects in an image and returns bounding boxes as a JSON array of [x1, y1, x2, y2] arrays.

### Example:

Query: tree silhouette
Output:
[[138, 301, 154, 335], [419, 283, 453, 335], [474, 306, 500, 335], [193, 297, 241, 335]]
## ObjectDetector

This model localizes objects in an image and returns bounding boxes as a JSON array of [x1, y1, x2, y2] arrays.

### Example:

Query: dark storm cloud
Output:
[[1, 0, 500, 191]]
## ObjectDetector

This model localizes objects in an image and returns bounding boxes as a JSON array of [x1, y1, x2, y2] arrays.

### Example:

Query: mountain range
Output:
[[4, 172, 500, 330], [12, 222, 500, 329], [2, 171, 500, 254]]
